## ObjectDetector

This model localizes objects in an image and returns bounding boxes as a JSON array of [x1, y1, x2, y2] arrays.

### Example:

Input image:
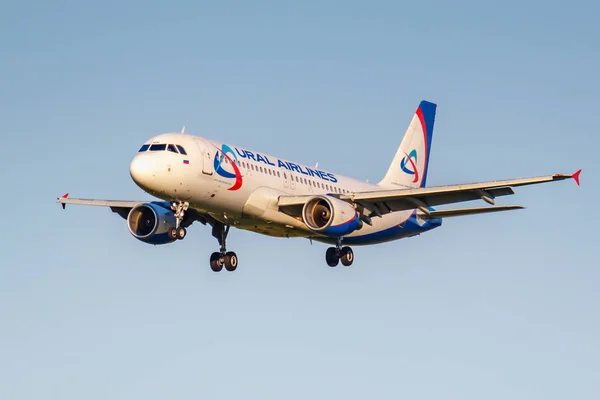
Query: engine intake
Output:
[[127, 203, 177, 245], [302, 195, 362, 237]]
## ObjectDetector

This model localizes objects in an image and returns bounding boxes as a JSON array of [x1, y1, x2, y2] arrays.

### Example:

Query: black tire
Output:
[[168, 227, 178, 240], [340, 246, 354, 266], [325, 247, 339, 267], [224, 251, 238, 271], [176, 227, 187, 240], [210, 252, 223, 272]]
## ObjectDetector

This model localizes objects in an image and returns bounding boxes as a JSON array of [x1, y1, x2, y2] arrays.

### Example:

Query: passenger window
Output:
[[277, 171, 280, 177], [268, 169, 272, 175], [283, 172, 287, 179], [260, 166, 263, 173], [176, 145, 187, 155], [138, 144, 150, 152], [150, 144, 166, 151], [167, 144, 178, 153]]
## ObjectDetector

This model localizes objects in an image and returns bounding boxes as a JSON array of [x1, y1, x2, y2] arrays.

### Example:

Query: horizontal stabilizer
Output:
[[417, 205, 524, 219]]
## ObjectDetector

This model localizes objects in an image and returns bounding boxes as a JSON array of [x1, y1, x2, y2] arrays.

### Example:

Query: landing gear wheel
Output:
[[210, 222, 239, 271], [340, 246, 354, 266], [326, 247, 339, 267], [176, 227, 187, 240], [224, 251, 238, 271], [168, 227, 178, 240], [210, 252, 223, 272]]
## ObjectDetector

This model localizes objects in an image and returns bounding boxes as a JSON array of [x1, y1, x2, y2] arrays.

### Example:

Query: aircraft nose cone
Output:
[[130, 154, 155, 189]]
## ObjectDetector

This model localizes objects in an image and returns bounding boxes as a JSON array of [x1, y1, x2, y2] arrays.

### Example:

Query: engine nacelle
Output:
[[127, 202, 177, 245], [302, 195, 362, 237]]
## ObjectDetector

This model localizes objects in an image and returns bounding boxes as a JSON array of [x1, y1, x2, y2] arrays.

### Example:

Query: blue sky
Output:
[[1, 1, 598, 399]]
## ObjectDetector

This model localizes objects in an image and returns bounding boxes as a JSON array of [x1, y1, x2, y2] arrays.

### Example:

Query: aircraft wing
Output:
[[278, 170, 581, 220], [56, 193, 212, 226], [57, 195, 145, 209]]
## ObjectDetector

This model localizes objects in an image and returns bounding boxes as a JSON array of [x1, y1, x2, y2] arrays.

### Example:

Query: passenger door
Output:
[[195, 139, 213, 175]]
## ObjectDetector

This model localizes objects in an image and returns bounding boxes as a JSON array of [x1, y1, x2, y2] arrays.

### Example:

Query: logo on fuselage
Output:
[[214, 144, 243, 191], [400, 149, 419, 183], [212, 143, 339, 188]]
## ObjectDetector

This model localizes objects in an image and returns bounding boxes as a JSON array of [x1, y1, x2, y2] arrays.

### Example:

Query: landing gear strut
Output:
[[168, 201, 189, 240], [325, 238, 354, 267], [209, 222, 238, 272]]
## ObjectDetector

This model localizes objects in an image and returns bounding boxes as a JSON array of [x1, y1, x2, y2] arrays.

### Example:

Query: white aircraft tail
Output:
[[378, 100, 437, 188]]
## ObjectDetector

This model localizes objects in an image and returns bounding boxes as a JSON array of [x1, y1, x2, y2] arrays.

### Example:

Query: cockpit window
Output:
[[167, 144, 178, 153], [139, 144, 150, 152], [176, 145, 187, 155], [149, 144, 166, 151]]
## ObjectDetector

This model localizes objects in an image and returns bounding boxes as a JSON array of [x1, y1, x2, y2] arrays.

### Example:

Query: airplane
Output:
[[56, 100, 581, 271]]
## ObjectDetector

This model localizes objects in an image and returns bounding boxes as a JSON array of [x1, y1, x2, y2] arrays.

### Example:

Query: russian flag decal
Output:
[[183, 160, 189, 164]]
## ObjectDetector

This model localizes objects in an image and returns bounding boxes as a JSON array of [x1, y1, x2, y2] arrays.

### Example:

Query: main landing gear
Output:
[[168, 201, 189, 241], [209, 222, 238, 272], [325, 239, 354, 267]]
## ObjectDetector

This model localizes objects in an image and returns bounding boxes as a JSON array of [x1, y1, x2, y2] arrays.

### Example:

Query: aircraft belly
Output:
[[235, 219, 307, 238]]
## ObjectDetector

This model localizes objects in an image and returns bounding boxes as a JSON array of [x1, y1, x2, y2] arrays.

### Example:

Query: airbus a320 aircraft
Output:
[[57, 101, 581, 271]]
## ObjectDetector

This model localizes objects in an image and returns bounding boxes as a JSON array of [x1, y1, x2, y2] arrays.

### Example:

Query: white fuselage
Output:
[[129, 133, 440, 245]]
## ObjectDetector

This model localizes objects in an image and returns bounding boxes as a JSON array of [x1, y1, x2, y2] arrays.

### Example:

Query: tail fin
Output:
[[378, 100, 437, 188]]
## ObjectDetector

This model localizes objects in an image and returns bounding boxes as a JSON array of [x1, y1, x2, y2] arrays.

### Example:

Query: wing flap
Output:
[[357, 186, 515, 213], [417, 205, 524, 219]]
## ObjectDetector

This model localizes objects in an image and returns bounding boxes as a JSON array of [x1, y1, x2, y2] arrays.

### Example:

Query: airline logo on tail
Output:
[[214, 144, 243, 191], [400, 149, 419, 183]]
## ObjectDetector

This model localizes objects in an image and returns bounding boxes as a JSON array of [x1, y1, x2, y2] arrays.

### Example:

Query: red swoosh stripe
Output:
[[415, 107, 427, 187], [220, 151, 243, 191], [404, 152, 419, 183]]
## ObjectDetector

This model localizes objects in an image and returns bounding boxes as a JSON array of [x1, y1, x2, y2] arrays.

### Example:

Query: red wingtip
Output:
[[62, 192, 69, 198], [572, 169, 582, 186]]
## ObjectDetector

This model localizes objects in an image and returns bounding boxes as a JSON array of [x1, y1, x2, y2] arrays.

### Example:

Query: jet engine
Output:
[[127, 202, 177, 245], [302, 195, 362, 237]]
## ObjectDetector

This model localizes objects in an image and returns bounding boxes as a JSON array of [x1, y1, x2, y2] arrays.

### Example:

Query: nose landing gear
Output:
[[209, 222, 238, 272], [168, 201, 189, 240]]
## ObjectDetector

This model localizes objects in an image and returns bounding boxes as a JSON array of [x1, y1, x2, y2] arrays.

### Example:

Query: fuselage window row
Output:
[[198, 155, 346, 193]]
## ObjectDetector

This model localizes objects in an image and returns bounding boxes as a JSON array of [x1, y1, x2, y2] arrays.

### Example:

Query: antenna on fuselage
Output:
[[315, 162, 319, 169], [181, 126, 186, 134]]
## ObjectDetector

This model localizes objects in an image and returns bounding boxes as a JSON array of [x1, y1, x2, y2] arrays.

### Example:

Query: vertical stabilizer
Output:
[[378, 100, 436, 188]]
